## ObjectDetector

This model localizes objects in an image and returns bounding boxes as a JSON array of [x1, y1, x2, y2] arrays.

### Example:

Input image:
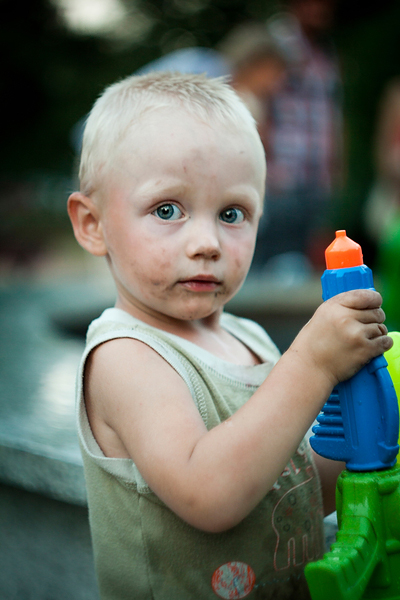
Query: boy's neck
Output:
[[114, 295, 223, 339], [114, 297, 262, 366]]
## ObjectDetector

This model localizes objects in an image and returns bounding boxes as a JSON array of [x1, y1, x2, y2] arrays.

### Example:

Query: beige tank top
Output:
[[77, 308, 323, 599]]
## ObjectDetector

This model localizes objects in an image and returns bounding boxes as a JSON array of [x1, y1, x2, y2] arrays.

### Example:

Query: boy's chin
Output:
[[166, 302, 224, 323]]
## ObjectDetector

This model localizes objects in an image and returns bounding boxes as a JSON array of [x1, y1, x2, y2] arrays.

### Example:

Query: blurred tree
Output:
[[0, 0, 280, 178], [0, 0, 127, 260], [1, 0, 125, 175], [128, 0, 277, 54]]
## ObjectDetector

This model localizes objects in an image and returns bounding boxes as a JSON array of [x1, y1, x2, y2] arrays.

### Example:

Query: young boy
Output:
[[68, 72, 391, 600]]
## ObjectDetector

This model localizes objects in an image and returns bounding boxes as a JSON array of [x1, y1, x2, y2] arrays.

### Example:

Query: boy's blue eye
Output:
[[219, 207, 244, 224], [154, 204, 182, 221]]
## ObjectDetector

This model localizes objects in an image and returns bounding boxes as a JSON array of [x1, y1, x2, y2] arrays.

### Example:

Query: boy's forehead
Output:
[[99, 107, 266, 211], [97, 104, 266, 204], [118, 105, 264, 165]]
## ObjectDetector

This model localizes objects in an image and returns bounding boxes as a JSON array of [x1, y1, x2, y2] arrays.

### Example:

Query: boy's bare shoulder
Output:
[[88, 335, 156, 365], [86, 335, 185, 392], [84, 335, 195, 421], [84, 336, 201, 460]]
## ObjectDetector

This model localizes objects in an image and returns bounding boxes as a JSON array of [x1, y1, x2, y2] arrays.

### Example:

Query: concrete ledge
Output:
[[0, 445, 87, 505], [0, 273, 322, 504]]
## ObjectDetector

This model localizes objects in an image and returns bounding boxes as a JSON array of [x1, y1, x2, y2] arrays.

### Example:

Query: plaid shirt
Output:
[[265, 14, 343, 196]]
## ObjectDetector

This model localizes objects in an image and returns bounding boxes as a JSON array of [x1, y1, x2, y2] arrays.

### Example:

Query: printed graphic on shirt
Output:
[[271, 442, 323, 571], [211, 561, 256, 599]]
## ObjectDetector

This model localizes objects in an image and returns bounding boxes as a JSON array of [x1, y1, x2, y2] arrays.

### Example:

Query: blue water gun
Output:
[[310, 230, 399, 471], [305, 231, 400, 600]]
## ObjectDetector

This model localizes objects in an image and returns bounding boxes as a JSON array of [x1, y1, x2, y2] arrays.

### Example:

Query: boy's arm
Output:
[[85, 289, 391, 533], [311, 451, 345, 516]]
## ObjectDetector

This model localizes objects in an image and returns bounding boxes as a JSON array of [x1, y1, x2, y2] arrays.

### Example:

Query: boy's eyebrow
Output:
[[135, 179, 188, 200], [135, 181, 262, 206]]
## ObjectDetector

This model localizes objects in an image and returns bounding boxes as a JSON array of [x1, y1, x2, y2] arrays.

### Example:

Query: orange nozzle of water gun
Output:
[[325, 230, 364, 269]]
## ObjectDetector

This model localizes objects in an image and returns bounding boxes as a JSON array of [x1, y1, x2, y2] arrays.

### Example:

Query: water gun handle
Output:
[[305, 466, 400, 600], [309, 231, 399, 471]]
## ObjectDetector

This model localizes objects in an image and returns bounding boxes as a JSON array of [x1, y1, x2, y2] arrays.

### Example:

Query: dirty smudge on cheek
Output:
[[147, 259, 173, 290], [132, 263, 177, 301], [230, 255, 248, 282]]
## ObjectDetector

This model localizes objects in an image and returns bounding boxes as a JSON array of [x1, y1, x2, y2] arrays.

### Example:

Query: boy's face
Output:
[[96, 107, 265, 326]]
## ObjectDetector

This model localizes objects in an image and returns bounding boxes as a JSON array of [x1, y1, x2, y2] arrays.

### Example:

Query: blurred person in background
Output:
[[217, 23, 287, 134], [131, 22, 287, 132], [251, 0, 343, 279]]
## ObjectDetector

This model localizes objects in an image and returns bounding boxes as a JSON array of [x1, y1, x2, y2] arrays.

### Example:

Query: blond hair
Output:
[[79, 71, 258, 196]]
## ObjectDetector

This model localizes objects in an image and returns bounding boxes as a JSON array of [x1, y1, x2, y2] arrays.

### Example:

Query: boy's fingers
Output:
[[365, 325, 393, 352], [376, 333, 393, 352], [378, 323, 389, 336], [333, 289, 383, 310], [355, 307, 386, 325], [365, 322, 388, 340]]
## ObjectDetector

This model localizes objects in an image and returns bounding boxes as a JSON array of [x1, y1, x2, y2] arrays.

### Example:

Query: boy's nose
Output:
[[186, 222, 221, 260]]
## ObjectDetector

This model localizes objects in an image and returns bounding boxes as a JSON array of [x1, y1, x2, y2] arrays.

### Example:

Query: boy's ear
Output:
[[67, 192, 107, 256]]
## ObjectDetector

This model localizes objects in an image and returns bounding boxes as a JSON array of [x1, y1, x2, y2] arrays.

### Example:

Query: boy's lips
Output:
[[178, 275, 222, 292]]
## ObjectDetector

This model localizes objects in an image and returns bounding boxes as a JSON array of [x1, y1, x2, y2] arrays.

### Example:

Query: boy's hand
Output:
[[289, 290, 393, 387]]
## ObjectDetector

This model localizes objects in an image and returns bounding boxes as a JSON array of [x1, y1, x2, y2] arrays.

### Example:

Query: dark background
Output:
[[1, 0, 400, 267]]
